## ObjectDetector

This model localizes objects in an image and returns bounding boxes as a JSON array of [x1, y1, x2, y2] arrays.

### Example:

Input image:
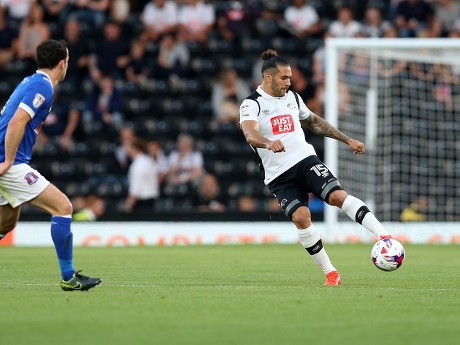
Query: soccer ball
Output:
[[371, 238, 405, 271]]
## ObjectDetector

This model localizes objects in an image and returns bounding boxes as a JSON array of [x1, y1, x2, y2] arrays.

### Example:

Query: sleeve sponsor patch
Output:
[[32, 93, 46, 108]]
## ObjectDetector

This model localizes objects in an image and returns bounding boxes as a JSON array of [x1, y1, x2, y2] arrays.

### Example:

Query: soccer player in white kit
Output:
[[240, 49, 392, 285], [0, 40, 101, 291]]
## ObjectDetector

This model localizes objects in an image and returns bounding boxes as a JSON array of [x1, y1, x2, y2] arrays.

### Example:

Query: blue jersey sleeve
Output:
[[18, 76, 54, 120]]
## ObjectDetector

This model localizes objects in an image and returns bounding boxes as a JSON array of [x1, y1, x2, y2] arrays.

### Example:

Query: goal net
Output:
[[324, 38, 460, 225]]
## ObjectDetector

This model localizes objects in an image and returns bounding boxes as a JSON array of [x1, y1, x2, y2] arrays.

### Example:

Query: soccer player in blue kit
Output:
[[0, 39, 101, 291]]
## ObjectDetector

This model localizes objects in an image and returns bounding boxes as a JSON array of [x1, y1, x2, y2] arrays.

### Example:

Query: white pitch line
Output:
[[0, 281, 458, 292]]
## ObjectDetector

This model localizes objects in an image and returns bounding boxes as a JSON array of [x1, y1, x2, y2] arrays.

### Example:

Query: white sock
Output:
[[297, 225, 336, 275], [341, 195, 389, 237]]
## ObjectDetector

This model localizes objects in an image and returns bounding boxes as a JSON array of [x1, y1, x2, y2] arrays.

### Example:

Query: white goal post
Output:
[[324, 38, 460, 226]]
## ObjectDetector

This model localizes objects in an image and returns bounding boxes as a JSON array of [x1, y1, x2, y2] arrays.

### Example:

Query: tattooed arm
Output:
[[301, 112, 366, 154]]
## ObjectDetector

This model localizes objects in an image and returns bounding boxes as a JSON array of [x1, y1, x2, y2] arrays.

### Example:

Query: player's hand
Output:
[[267, 140, 285, 153], [0, 161, 12, 176], [348, 139, 365, 155]]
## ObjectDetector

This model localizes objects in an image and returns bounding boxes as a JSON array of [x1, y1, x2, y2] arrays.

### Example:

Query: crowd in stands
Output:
[[0, 0, 459, 221]]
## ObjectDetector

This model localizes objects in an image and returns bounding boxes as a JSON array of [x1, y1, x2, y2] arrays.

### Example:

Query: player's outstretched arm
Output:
[[241, 120, 285, 153], [301, 113, 365, 154]]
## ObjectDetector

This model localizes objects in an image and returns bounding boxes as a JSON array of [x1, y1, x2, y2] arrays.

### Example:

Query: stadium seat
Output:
[[161, 98, 185, 115], [191, 58, 220, 75], [208, 38, 234, 56], [50, 161, 77, 179], [240, 37, 266, 54], [233, 58, 253, 78], [272, 37, 298, 54]]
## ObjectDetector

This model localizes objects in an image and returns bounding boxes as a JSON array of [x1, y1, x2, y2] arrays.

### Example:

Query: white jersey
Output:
[[239, 86, 317, 185]]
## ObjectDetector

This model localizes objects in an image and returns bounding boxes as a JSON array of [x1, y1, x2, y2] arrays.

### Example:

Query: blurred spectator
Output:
[[432, 0, 460, 37], [16, 2, 50, 72], [0, 6, 17, 70], [377, 52, 407, 79], [255, 0, 283, 38], [84, 73, 124, 135], [125, 40, 150, 88], [346, 54, 371, 85], [71, 195, 87, 213], [237, 195, 257, 212], [140, 0, 178, 44], [432, 64, 460, 111], [409, 61, 434, 83], [361, 5, 392, 38], [383, 24, 400, 38], [313, 79, 350, 116], [61, 18, 90, 89], [37, 90, 82, 152], [282, 0, 321, 39], [122, 137, 159, 213], [211, 67, 250, 126], [107, 0, 138, 39], [177, 0, 215, 44], [311, 31, 329, 85], [73, 195, 106, 221], [400, 196, 429, 221], [0, 0, 32, 27], [152, 30, 190, 80], [41, 0, 73, 27], [216, 0, 260, 43], [166, 133, 205, 192], [251, 58, 263, 89], [289, 63, 316, 110], [88, 19, 130, 82], [146, 139, 169, 185], [265, 197, 282, 213], [328, 5, 362, 38], [115, 123, 137, 171], [310, 33, 349, 116], [109, 0, 130, 26], [449, 20, 460, 38], [192, 173, 226, 212], [394, 0, 434, 37], [73, 0, 110, 33]]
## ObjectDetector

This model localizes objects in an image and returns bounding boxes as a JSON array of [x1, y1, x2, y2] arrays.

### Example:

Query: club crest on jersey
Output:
[[24, 171, 39, 185], [271, 114, 294, 134], [33, 93, 46, 108]]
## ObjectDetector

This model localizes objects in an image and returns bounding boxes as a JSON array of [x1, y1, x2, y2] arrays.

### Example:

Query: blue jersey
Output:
[[0, 71, 54, 164]]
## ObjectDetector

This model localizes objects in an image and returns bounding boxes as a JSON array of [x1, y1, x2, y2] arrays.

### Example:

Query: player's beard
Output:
[[270, 78, 288, 97], [271, 83, 286, 97]]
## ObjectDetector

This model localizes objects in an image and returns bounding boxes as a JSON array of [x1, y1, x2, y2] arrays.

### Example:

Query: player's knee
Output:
[[327, 190, 348, 208], [291, 207, 312, 229], [55, 199, 73, 216]]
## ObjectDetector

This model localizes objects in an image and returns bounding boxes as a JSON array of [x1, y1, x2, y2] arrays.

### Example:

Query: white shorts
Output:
[[0, 163, 50, 208]]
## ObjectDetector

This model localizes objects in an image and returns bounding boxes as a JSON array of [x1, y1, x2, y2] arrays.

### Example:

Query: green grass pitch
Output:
[[1, 243, 459, 345]]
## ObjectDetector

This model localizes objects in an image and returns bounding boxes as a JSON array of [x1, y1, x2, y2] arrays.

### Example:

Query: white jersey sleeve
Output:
[[239, 98, 260, 123], [295, 91, 311, 120]]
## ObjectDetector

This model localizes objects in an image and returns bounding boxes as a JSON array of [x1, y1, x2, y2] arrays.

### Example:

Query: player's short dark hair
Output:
[[261, 49, 290, 76], [36, 39, 68, 70]]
